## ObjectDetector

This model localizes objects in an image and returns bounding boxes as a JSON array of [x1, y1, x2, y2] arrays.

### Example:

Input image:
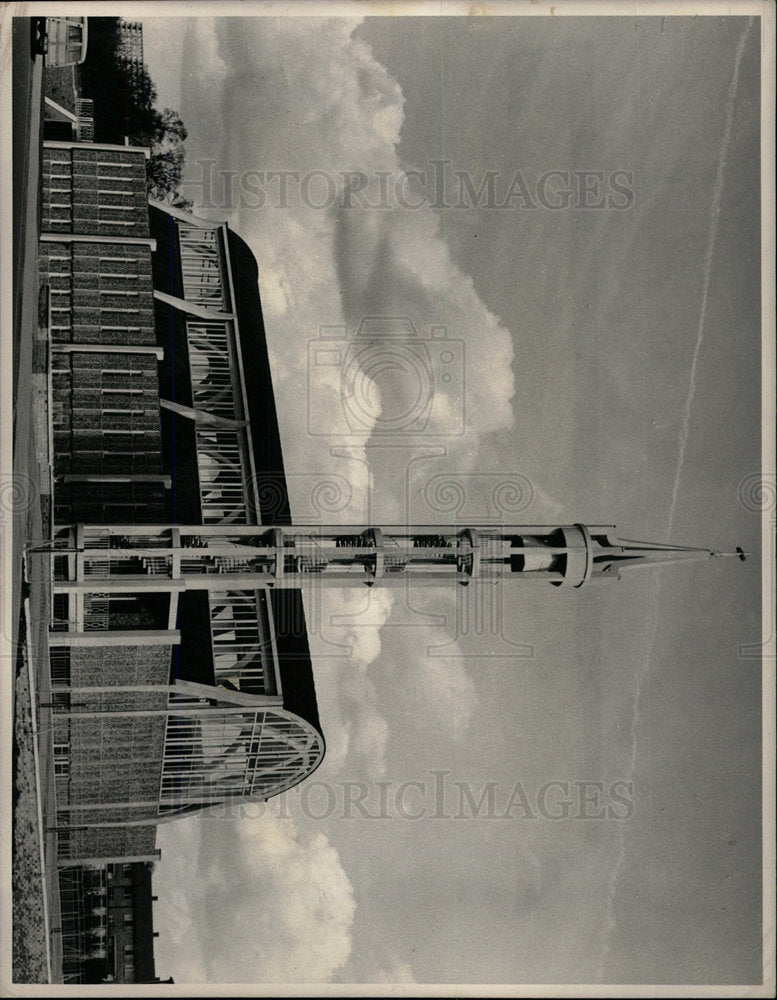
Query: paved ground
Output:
[[11, 16, 63, 985]]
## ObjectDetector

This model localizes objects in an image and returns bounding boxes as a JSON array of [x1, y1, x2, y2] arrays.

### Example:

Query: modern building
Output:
[[58, 861, 167, 984], [40, 140, 323, 867], [39, 142, 742, 868]]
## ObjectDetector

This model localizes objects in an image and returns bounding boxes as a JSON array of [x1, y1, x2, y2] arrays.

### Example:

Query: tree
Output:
[[147, 146, 192, 211], [79, 20, 192, 211], [147, 114, 193, 212], [153, 108, 188, 146]]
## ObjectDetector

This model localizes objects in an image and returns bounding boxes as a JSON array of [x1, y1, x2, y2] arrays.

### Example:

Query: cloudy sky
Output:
[[140, 10, 763, 988]]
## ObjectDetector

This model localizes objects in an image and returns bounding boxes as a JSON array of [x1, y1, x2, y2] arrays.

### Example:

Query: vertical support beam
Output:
[[48, 630, 180, 647], [56, 851, 161, 868], [74, 523, 84, 582]]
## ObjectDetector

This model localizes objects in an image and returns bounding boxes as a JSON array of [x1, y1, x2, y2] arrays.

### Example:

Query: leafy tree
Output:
[[154, 108, 188, 146], [79, 19, 192, 212]]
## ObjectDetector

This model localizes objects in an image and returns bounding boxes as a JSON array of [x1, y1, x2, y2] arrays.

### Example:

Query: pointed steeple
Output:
[[588, 532, 747, 581], [47, 522, 745, 593]]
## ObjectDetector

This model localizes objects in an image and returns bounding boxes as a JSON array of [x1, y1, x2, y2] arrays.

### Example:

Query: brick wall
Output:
[[41, 145, 150, 238], [53, 644, 169, 856]]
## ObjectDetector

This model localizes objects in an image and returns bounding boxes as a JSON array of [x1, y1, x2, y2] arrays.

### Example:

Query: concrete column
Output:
[[62, 474, 172, 488], [48, 630, 180, 647], [44, 139, 151, 157], [56, 851, 161, 867], [52, 343, 164, 359], [153, 289, 235, 322], [41, 232, 157, 249], [160, 398, 248, 430], [54, 579, 184, 594]]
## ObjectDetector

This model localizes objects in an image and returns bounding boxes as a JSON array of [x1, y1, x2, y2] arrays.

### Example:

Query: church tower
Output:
[[53, 521, 746, 593]]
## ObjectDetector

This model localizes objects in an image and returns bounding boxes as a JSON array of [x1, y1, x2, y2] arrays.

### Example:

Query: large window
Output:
[[160, 708, 323, 811], [209, 591, 274, 694], [196, 427, 250, 524], [185, 319, 254, 523], [187, 321, 237, 418], [178, 224, 225, 309]]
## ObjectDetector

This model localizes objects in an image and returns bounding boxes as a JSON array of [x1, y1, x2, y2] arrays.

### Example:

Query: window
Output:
[[196, 427, 250, 524], [178, 224, 225, 309], [54, 744, 69, 777], [49, 647, 71, 683], [186, 321, 238, 419], [123, 913, 134, 928]]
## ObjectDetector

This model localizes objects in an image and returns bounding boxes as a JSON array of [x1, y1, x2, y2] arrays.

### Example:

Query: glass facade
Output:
[[178, 224, 225, 309], [159, 705, 323, 813]]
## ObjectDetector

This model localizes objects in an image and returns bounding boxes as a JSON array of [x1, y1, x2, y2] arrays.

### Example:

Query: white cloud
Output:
[[369, 949, 417, 983], [309, 587, 479, 781], [184, 14, 512, 778], [412, 646, 477, 737], [156, 814, 355, 983], [180, 17, 516, 522], [309, 588, 394, 779]]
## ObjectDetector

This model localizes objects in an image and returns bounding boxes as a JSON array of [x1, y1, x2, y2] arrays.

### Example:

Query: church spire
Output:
[[49, 522, 746, 593], [586, 532, 748, 581]]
